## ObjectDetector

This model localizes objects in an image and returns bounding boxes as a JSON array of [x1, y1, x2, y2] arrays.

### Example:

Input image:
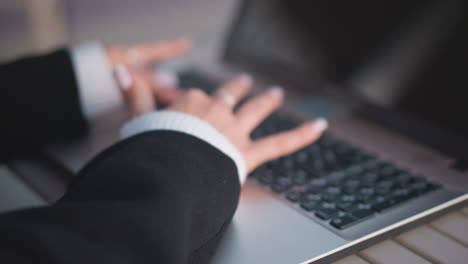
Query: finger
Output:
[[169, 88, 211, 116], [113, 64, 155, 116], [154, 88, 183, 105], [113, 64, 133, 91], [236, 86, 284, 132], [153, 69, 179, 89], [139, 69, 182, 105], [213, 74, 252, 108], [129, 74, 156, 116], [131, 38, 192, 65], [246, 118, 328, 172]]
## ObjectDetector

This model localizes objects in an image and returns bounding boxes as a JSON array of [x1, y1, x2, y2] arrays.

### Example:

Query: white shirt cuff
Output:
[[71, 42, 125, 120], [120, 110, 247, 184]]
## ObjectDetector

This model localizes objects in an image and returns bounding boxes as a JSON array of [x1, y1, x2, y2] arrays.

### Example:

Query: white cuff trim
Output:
[[71, 42, 125, 120], [120, 110, 247, 184]]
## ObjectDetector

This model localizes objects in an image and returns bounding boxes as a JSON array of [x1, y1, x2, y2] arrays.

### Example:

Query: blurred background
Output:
[[0, 0, 237, 61]]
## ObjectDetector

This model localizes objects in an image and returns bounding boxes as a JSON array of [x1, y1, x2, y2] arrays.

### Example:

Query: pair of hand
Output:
[[106, 39, 327, 173]]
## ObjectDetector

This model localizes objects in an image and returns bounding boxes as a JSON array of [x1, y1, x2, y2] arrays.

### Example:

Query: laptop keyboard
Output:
[[251, 113, 442, 229], [178, 71, 442, 230]]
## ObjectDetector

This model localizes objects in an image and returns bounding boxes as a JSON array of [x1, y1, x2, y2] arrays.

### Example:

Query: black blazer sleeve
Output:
[[0, 49, 88, 161], [0, 131, 241, 264]]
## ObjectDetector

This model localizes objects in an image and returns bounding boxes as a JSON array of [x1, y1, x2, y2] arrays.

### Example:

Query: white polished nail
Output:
[[113, 64, 132, 91], [238, 73, 253, 86], [310, 118, 328, 133], [268, 85, 284, 98], [156, 70, 178, 88]]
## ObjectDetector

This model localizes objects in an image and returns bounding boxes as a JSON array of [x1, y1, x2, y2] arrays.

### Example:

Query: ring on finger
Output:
[[215, 90, 237, 107]]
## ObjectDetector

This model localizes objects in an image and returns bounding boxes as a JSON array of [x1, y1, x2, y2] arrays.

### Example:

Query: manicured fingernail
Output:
[[310, 118, 328, 133], [238, 73, 253, 86], [156, 70, 178, 88], [268, 85, 284, 98], [113, 64, 132, 91]]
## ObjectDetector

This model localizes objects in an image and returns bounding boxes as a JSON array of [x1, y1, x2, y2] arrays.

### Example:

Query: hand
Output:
[[106, 38, 192, 116], [169, 75, 328, 173]]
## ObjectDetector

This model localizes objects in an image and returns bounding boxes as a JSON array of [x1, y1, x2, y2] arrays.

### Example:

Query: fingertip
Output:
[[238, 73, 253, 87], [154, 70, 179, 88], [267, 85, 284, 99], [311, 118, 328, 133]]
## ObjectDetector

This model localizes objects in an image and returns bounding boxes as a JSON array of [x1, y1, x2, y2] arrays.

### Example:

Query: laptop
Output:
[[45, 0, 468, 263]]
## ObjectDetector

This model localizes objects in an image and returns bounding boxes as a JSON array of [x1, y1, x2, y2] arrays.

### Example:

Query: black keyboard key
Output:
[[336, 201, 356, 212], [391, 193, 412, 204], [330, 215, 357, 229], [306, 178, 327, 190], [361, 173, 379, 186], [292, 170, 309, 185], [347, 165, 366, 175], [300, 200, 319, 211], [286, 190, 303, 202], [323, 150, 337, 164], [393, 188, 412, 198], [359, 187, 375, 196], [320, 202, 337, 209], [339, 194, 357, 202], [320, 192, 340, 202], [428, 182, 442, 191], [365, 159, 384, 170], [280, 157, 296, 170], [350, 208, 374, 220], [326, 186, 342, 194], [372, 199, 397, 212], [258, 171, 274, 185], [315, 208, 339, 220], [409, 181, 431, 195], [301, 192, 321, 202], [271, 178, 293, 193], [395, 173, 414, 186], [326, 172, 346, 186], [380, 165, 400, 178], [376, 181, 394, 195], [342, 179, 360, 194], [356, 193, 374, 203], [294, 151, 309, 163]]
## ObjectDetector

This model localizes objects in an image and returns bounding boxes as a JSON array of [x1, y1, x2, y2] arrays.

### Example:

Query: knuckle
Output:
[[210, 100, 229, 113], [186, 88, 205, 99]]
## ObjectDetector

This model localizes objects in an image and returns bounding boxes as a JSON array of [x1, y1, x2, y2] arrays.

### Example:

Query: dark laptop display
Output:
[[222, 0, 468, 163], [224, 0, 436, 86]]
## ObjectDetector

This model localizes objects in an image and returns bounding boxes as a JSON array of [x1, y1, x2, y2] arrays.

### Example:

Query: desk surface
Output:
[[1, 165, 467, 263]]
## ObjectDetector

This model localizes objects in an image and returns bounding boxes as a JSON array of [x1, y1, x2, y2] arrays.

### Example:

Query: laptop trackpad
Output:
[[211, 182, 347, 264]]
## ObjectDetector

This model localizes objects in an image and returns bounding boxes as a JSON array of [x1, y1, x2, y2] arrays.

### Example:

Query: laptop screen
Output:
[[224, 0, 468, 149], [224, 0, 434, 86]]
